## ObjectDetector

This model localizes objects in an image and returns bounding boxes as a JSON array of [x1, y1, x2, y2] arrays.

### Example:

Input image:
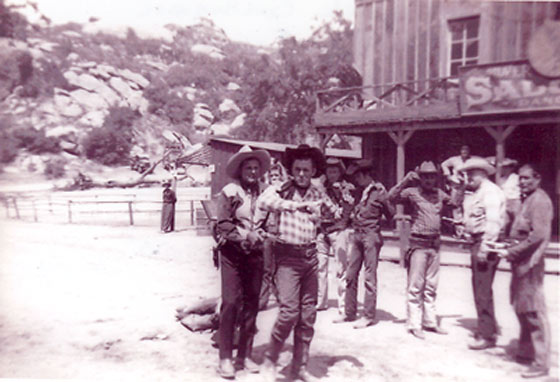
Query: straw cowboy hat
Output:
[[325, 157, 346, 172], [499, 158, 518, 168], [346, 159, 375, 176], [283, 144, 326, 178], [459, 157, 496, 175], [225, 145, 271, 179], [417, 161, 438, 174]]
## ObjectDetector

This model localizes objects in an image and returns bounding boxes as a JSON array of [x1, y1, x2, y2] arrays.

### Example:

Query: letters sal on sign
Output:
[[464, 76, 560, 109]]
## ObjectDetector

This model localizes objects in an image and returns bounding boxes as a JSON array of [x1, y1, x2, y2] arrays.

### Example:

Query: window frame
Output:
[[447, 16, 481, 77]]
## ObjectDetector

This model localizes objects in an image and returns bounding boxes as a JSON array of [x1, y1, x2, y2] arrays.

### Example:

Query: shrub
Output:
[[12, 127, 60, 154], [44, 157, 66, 179], [83, 127, 132, 166], [0, 134, 18, 163]]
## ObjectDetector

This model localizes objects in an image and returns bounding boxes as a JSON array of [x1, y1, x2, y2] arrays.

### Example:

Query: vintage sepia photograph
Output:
[[0, 0, 559, 381]]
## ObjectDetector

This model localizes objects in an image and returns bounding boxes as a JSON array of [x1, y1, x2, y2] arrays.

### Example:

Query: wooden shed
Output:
[[208, 137, 361, 196]]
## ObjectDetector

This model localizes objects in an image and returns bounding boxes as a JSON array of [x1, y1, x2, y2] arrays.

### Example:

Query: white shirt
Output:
[[463, 178, 506, 243], [501, 173, 520, 200]]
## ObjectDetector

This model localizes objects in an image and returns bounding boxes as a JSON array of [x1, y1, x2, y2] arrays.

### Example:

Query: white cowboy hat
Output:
[[459, 157, 496, 175], [225, 145, 271, 179]]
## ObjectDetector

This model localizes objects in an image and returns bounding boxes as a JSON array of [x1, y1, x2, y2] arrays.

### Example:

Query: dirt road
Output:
[[0, 219, 558, 381]]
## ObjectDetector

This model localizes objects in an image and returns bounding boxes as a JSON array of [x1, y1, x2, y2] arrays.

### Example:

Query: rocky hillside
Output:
[[0, 1, 356, 187]]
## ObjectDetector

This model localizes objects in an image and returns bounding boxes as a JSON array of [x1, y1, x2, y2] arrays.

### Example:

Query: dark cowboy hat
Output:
[[325, 157, 346, 172], [346, 159, 375, 176], [225, 145, 271, 179], [283, 144, 326, 178]]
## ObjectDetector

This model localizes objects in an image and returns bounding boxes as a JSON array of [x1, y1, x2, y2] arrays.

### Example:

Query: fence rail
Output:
[[2, 191, 211, 230]]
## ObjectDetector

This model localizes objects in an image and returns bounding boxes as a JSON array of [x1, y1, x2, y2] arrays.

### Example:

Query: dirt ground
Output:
[[0, 219, 558, 382]]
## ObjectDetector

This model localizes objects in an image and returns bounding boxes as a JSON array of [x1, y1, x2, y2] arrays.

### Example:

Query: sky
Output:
[[11, 0, 354, 46]]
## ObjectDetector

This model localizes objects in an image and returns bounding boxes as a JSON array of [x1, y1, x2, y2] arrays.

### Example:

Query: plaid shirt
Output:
[[257, 182, 339, 245]]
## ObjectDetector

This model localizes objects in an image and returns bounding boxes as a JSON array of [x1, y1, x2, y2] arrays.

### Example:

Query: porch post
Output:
[[484, 125, 516, 185], [388, 129, 414, 264]]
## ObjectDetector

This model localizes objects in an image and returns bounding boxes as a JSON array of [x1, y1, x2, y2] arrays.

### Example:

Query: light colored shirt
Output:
[[215, 180, 268, 243], [441, 155, 470, 184], [257, 182, 339, 245], [501, 173, 520, 200], [463, 178, 506, 244]]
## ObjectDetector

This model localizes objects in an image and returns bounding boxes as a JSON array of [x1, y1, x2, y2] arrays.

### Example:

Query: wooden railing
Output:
[[1, 189, 212, 229], [315, 77, 461, 116]]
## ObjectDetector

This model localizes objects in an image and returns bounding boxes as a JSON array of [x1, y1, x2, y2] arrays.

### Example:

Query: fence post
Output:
[[128, 201, 134, 226], [13, 197, 20, 219], [32, 199, 38, 222], [3, 200, 9, 218], [48, 196, 53, 214], [67, 200, 72, 223], [190, 201, 194, 226]]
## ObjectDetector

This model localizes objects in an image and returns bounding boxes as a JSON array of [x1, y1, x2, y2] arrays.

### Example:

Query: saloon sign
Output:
[[459, 61, 560, 115]]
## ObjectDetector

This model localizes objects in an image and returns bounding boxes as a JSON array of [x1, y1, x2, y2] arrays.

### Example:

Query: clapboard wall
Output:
[[354, 0, 557, 89]]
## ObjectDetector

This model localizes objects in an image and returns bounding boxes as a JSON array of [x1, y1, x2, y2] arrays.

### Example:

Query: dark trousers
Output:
[[345, 230, 382, 320], [160, 203, 175, 232], [516, 310, 551, 369], [470, 241, 500, 340], [267, 244, 318, 372], [259, 239, 278, 309], [219, 243, 263, 360]]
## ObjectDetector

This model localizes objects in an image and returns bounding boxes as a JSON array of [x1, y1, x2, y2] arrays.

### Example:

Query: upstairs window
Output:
[[448, 17, 480, 76]]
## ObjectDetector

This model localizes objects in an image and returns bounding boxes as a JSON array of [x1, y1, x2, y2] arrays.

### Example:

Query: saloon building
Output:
[[315, 0, 560, 237]]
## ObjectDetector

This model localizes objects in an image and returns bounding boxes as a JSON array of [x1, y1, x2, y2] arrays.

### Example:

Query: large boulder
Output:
[[53, 88, 83, 117], [191, 44, 226, 60], [109, 77, 135, 99], [79, 110, 107, 127], [118, 69, 149, 88], [70, 89, 108, 111]]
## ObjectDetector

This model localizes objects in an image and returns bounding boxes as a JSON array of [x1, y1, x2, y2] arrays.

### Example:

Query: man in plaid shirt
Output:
[[258, 144, 338, 382]]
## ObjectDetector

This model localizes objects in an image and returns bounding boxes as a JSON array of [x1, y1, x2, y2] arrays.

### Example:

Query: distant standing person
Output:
[[459, 158, 506, 350], [214, 145, 271, 379], [161, 181, 177, 233], [491, 164, 553, 379], [441, 144, 472, 236], [387, 161, 456, 339], [335, 159, 393, 329], [499, 158, 521, 235], [316, 157, 356, 312], [258, 162, 285, 310], [441, 144, 471, 186]]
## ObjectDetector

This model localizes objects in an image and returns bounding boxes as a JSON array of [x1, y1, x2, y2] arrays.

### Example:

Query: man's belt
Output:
[[409, 233, 440, 249], [274, 241, 316, 258]]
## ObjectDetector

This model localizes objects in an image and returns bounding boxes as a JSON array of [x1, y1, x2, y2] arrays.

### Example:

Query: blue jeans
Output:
[[267, 244, 318, 371], [345, 230, 383, 320]]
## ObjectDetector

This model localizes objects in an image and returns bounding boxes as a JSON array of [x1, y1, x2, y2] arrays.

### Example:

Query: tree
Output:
[[235, 11, 360, 144], [83, 107, 139, 165]]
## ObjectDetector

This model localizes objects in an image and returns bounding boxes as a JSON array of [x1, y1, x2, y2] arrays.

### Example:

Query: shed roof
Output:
[[209, 137, 361, 159]]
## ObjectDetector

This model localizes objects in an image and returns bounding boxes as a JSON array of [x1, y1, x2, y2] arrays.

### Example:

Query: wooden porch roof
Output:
[[314, 76, 560, 134]]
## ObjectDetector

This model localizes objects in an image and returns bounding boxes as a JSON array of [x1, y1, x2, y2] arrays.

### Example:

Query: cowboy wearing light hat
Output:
[[214, 145, 271, 378], [458, 157, 506, 350], [387, 161, 458, 339]]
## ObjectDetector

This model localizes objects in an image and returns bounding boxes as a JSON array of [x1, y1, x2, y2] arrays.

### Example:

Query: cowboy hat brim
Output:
[[459, 158, 496, 175], [283, 146, 326, 178], [225, 149, 271, 179]]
